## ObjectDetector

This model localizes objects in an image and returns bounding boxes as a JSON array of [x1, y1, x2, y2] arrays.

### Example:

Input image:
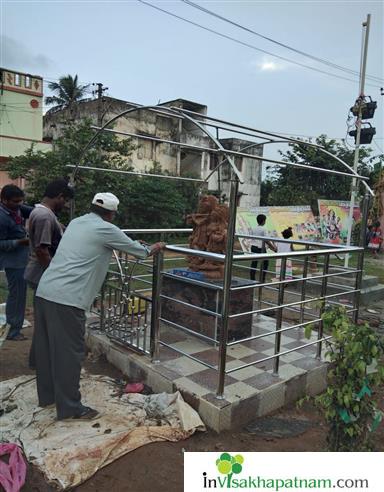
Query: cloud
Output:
[[1, 36, 54, 73]]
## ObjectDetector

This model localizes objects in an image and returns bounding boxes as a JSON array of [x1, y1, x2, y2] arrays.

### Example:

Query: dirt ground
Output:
[[1, 310, 383, 492]]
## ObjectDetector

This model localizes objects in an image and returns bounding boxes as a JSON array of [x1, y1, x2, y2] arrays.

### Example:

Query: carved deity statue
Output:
[[186, 195, 229, 279]]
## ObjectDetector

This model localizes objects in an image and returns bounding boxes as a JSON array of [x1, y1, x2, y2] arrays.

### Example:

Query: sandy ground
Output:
[[0, 311, 383, 492]]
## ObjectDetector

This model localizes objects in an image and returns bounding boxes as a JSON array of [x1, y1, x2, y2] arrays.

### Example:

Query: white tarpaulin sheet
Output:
[[0, 374, 205, 489]]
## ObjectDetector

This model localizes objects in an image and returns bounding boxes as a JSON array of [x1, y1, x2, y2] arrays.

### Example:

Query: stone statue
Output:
[[186, 195, 229, 279]]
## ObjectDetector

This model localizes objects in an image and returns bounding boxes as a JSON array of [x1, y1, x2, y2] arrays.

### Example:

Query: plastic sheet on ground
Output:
[[0, 374, 205, 490]]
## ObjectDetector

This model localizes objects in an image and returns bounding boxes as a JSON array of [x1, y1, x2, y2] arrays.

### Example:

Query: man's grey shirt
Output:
[[25, 204, 63, 286], [36, 213, 150, 311]]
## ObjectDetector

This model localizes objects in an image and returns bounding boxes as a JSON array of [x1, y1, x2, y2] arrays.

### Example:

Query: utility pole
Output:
[[92, 82, 108, 127], [344, 14, 371, 268]]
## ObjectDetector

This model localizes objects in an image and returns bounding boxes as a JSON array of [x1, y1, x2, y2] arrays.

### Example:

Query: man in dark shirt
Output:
[[0, 185, 33, 340], [25, 178, 74, 367], [25, 179, 74, 289]]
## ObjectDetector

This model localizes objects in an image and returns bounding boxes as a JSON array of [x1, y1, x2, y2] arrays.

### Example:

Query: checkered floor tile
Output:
[[155, 314, 325, 401]]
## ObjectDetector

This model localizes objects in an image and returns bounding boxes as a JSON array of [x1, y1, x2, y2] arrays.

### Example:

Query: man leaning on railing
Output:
[[32, 192, 165, 421]]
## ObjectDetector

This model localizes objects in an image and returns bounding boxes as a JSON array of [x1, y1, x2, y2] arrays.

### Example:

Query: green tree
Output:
[[45, 74, 90, 112], [264, 135, 380, 211], [7, 119, 199, 230]]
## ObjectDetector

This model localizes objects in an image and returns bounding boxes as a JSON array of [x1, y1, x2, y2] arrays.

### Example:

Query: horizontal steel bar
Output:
[[159, 340, 217, 370], [225, 336, 332, 374], [237, 233, 343, 250], [121, 228, 193, 234], [229, 288, 360, 319], [170, 107, 372, 186], [233, 246, 362, 261], [230, 269, 361, 292], [160, 294, 220, 317], [133, 279, 152, 286], [91, 125, 218, 156], [166, 244, 225, 261], [159, 317, 219, 345], [66, 164, 204, 182], [227, 318, 321, 347], [259, 300, 320, 319]]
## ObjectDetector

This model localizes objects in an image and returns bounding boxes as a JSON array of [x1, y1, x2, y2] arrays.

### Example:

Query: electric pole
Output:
[[92, 82, 108, 127], [344, 14, 371, 268]]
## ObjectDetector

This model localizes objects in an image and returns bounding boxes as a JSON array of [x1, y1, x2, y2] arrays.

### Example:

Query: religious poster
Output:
[[236, 206, 318, 252], [318, 200, 361, 244]]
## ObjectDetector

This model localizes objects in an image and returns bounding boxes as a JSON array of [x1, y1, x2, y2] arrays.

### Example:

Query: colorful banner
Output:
[[236, 206, 318, 252], [318, 200, 361, 244]]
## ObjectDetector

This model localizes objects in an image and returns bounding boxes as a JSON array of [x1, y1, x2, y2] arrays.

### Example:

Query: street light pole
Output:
[[345, 14, 371, 268]]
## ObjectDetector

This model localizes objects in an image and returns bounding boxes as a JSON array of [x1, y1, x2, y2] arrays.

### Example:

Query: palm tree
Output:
[[45, 75, 90, 112]]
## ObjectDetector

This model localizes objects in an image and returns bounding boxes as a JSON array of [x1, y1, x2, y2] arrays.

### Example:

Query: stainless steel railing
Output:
[[95, 227, 365, 398]]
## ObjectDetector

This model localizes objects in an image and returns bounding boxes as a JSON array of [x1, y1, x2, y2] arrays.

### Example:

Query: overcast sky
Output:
[[2, 0, 383, 169]]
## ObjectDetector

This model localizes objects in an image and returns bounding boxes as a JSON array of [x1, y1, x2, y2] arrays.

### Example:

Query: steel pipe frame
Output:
[[229, 268, 362, 292], [150, 250, 163, 362], [72, 104, 373, 190], [71, 104, 243, 184], [67, 164, 204, 183], [227, 317, 321, 348], [236, 233, 356, 251], [72, 129, 369, 183], [169, 106, 374, 196], [273, 256, 287, 375], [166, 244, 362, 263], [316, 254, 331, 359], [228, 288, 359, 319], [216, 174, 239, 398], [76, 103, 374, 395]]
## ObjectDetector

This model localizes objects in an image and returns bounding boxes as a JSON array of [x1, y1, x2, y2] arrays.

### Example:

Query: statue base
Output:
[[161, 271, 254, 343]]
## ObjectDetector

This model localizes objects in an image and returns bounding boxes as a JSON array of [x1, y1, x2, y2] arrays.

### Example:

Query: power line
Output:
[[182, 0, 383, 84], [138, 0, 382, 89]]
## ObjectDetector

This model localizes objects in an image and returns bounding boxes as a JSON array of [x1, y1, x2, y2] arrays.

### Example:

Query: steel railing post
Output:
[[316, 253, 330, 359], [216, 174, 239, 398], [273, 256, 286, 375], [150, 250, 164, 363]]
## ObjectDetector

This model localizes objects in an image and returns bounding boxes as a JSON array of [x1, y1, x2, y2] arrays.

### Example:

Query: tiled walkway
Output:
[[156, 314, 325, 403]]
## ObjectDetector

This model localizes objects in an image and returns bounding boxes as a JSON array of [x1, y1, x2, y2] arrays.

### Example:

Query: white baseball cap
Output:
[[92, 192, 119, 211]]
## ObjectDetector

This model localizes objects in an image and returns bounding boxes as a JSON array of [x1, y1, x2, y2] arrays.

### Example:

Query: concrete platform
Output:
[[85, 315, 329, 432]]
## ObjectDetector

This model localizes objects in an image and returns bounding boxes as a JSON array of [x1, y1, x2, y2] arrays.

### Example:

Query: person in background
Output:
[[34, 192, 165, 420], [368, 221, 382, 257], [275, 227, 294, 281], [25, 178, 74, 368], [0, 185, 32, 341], [250, 214, 276, 282]]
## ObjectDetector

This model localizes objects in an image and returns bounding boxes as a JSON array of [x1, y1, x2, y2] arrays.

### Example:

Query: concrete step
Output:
[[360, 284, 384, 305]]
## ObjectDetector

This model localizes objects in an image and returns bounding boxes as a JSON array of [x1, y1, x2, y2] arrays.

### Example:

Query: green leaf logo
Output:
[[216, 453, 244, 486]]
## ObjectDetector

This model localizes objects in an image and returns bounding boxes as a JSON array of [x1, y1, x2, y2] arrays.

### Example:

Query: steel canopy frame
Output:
[[72, 104, 374, 397]]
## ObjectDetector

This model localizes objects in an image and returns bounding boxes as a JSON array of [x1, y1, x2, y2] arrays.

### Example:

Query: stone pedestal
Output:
[[161, 274, 253, 342]]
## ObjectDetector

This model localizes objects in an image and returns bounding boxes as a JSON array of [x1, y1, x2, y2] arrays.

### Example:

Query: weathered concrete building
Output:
[[43, 97, 262, 207], [0, 68, 51, 188]]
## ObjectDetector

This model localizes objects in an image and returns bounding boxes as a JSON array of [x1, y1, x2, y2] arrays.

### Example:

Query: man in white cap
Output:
[[34, 192, 165, 420]]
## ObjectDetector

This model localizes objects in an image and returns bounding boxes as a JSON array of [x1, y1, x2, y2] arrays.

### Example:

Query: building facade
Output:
[[0, 68, 51, 188], [43, 97, 262, 207]]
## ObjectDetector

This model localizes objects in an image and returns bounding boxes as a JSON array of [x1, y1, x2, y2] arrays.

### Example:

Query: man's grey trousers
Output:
[[34, 297, 86, 419]]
